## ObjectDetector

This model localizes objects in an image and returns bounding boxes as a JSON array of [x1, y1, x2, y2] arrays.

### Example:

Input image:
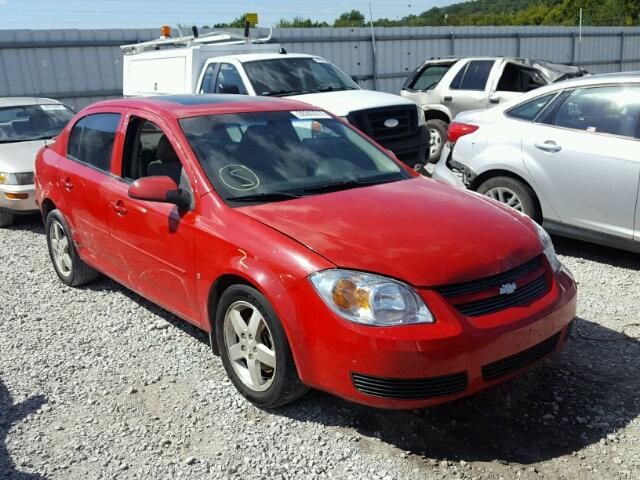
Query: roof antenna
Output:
[[192, 26, 199, 38]]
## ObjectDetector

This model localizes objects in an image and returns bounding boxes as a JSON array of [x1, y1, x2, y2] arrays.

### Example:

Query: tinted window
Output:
[[497, 63, 547, 93], [243, 57, 359, 96], [409, 63, 454, 91], [0, 104, 74, 143], [215, 63, 248, 94], [200, 63, 219, 93], [507, 93, 557, 121], [554, 86, 640, 138], [68, 113, 120, 172], [179, 111, 408, 205], [450, 60, 494, 91]]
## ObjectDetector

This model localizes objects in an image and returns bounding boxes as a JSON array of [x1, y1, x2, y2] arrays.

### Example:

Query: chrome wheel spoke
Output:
[[61, 254, 73, 271], [247, 309, 262, 338], [229, 309, 247, 337], [246, 358, 263, 387], [486, 187, 523, 213], [228, 342, 245, 361], [255, 344, 276, 368]]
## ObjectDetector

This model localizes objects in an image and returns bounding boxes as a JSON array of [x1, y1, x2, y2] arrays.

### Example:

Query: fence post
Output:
[[619, 31, 625, 71], [570, 31, 577, 65], [516, 32, 522, 58], [450, 31, 455, 55]]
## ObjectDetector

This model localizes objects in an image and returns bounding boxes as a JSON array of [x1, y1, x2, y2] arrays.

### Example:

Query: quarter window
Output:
[[215, 63, 248, 94], [67, 113, 120, 172], [450, 60, 494, 91], [553, 86, 640, 138], [200, 63, 219, 93], [506, 93, 557, 121], [409, 63, 454, 91]]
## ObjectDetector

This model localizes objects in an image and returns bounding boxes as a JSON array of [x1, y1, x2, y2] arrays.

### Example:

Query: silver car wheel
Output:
[[485, 186, 524, 212], [49, 220, 73, 277], [429, 127, 442, 157], [223, 300, 276, 392]]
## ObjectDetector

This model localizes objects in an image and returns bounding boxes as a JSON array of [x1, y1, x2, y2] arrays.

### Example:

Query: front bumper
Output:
[[287, 265, 577, 409], [0, 184, 38, 213], [379, 124, 429, 170]]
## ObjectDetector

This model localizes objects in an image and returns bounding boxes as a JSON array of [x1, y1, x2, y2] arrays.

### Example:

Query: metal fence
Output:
[[1, 26, 640, 110]]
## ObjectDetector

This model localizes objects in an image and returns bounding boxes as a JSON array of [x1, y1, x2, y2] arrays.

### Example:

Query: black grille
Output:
[[352, 371, 468, 400], [454, 274, 549, 317], [437, 256, 543, 297], [348, 106, 418, 142], [482, 332, 561, 381]]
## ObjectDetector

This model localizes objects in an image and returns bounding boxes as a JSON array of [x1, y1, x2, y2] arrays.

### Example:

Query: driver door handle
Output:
[[443, 96, 453, 102], [534, 140, 562, 153], [110, 200, 128, 216]]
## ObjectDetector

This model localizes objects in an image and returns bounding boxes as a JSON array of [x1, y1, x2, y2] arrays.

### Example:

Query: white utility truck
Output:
[[122, 29, 428, 168]]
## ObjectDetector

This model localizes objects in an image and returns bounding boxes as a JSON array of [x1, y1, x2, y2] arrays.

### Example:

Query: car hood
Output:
[[290, 89, 415, 117], [0, 139, 47, 172], [238, 178, 543, 287]]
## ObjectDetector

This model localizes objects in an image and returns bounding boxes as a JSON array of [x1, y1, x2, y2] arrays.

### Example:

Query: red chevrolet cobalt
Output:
[[35, 95, 576, 409]]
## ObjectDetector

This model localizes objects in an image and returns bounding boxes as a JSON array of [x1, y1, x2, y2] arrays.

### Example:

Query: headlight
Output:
[[0, 172, 34, 185], [417, 106, 426, 126], [309, 269, 434, 326], [533, 221, 561, 272]]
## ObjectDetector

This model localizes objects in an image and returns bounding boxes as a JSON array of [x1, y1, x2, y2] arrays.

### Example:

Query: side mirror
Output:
[[220, 84, 240, 95], [128, 176, 191, 209]]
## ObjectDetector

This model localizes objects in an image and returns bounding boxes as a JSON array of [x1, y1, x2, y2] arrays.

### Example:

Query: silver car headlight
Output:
[[310, 269, 434, 326], [0, 172, 34, 185], [417, 106, 426, 126], [533, 221, 562, 272]]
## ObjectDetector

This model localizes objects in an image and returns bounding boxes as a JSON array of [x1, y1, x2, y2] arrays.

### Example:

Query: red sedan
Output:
[[35, 95, 577, 409]]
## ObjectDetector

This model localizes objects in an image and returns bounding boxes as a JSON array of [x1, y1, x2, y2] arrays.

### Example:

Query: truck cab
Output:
[[122, 30, 428, 169]]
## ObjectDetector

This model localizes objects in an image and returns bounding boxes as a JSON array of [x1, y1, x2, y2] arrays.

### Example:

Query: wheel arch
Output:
[[423, 108, 451, 124], [40, 198, 57, 221]]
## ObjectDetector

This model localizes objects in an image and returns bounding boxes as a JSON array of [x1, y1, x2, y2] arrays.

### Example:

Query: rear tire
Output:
[[426, 119, 448, 163], [215, 285, 307, 408], [477, 176, 541, 222], [0, 210, 14, 228], [45, 209, 99, 286]]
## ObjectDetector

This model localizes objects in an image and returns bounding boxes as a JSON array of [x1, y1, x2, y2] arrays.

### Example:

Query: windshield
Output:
[[0, 104, 74, 143], [179, 110, 409, 205], [243, 57, 359, 97]]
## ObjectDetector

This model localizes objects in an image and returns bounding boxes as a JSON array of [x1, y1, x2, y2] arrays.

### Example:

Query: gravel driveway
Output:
[[1, 216, 639, 480]]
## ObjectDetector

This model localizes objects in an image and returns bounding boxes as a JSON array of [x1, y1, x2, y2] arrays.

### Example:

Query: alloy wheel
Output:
[[485, 186, 524, 212], [223, 300, 277, 392], [49, 220, 73, 277], [429, 127, 442, 158]]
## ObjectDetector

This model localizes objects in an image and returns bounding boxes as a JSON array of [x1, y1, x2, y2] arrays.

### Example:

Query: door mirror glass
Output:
[[128, 175, 190, 208]]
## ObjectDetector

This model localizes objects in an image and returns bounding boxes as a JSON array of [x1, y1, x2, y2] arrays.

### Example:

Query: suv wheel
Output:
[[215, 285, 308, 408], [426, 119, 448, 162], [0, 209, 14, 228], [477, 176, 541, 222], [45, 209, 100, 286]]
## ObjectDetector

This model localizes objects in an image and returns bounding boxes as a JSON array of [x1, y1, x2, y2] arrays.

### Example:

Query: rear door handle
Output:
[[443, 96, 453, 102], [534, 141, 562, 153], [61, 177, 73, 191], [110, 200, 128, 216]]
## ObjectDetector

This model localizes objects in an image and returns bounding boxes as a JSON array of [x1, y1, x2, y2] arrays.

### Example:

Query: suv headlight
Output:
[[0, 172, 34, 185], [533, 221, 561, 272], [310, 269, 434, 326], [417, 106, 426, 126]]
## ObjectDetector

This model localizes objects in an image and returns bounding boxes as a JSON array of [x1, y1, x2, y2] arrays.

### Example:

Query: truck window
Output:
[[67, 113, 120, 172], [497, 63, 546, 93], [409, 63, 454, 91], [450, 60, 494, 91], [200, 63, 219, 94], [215, 63, 248, 95]]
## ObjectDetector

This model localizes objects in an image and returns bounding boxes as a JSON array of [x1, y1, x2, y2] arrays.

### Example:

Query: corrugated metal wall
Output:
[[1, 26, 639, 110]]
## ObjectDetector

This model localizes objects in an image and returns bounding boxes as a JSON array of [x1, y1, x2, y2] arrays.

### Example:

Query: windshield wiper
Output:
[[303, 177, 399, 194], [261, 89, 313, 97], [227, 191, 302, 203], [314, 86, 357, 93]]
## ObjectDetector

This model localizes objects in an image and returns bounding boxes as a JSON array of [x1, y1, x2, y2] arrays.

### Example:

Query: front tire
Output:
[[477, 176, 541, 222], [215, 285, 307, 408], [0, 209, 14, 228], [45, 209, 99, 286], [426, 119, 448, 163]]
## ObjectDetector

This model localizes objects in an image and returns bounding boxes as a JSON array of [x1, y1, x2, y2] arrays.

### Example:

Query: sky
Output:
[[0, 0, 456, 29]]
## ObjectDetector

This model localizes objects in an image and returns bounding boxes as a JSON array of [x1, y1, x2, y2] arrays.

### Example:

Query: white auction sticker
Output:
[[40, 104, 67, 111], [290, 110, 332, 120]]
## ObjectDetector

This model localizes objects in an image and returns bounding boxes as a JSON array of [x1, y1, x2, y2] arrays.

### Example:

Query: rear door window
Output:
[[506, 93, 557, 121], [200, 63, 219, 93], [497, 63, 547, 93], [215, 63, 248, 94], [67, 113, 121, 172], [450, 60, 495, 91], [409, 63, 454, 91], [553, 86, 640, 138]]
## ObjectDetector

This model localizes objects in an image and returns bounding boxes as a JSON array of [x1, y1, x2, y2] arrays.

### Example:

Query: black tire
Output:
[[45, 209, 100, 287], [215, 284, 307, 408], [0, 209, 14, 228], [426, 119, 449, 163], [476, 176, 541, 223]]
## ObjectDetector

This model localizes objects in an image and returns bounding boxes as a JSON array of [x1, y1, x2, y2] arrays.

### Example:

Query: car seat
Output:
[[147, 135, 182, 184]]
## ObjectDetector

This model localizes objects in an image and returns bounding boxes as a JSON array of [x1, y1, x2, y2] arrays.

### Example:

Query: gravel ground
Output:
[[1, 215, 639, 480]]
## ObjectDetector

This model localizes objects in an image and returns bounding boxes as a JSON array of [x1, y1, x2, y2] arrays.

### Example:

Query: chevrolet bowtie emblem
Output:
[[499, 282, 517, 295]]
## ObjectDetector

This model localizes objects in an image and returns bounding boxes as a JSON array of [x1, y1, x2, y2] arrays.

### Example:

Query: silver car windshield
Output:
[[0, 104, 74, 143]]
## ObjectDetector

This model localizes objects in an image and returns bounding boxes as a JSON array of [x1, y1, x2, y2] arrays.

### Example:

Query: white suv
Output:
[[432, 73, 640, 253]]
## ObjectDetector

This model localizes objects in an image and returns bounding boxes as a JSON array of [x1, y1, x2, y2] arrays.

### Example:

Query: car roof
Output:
[[220, 53, 318, 63], [530, 71, 640, 93], [81, 94, 321, 119], [0, 97, 64, 108]]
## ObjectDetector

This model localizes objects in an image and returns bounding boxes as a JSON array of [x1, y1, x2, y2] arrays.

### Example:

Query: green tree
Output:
[[333, 10, 366, 27], [277, 17, 329, 28]]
